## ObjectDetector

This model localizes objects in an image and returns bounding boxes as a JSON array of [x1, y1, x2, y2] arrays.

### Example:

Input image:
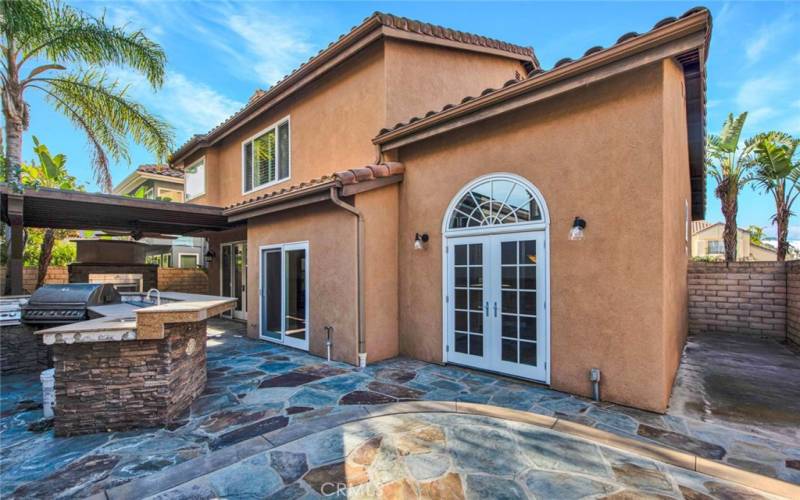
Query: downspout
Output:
[[329, 186, 367, 368]]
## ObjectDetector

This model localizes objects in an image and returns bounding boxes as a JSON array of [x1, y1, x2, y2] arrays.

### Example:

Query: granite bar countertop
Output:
[[36, 292, 236, 345]]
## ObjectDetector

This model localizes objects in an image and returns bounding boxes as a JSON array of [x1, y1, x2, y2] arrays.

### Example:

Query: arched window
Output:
[[448, 176, 544, 229]]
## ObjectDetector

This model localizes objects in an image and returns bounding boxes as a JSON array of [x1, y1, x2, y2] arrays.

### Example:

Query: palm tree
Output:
[[20, 136, 81, 287], [1, 0, 174, 192], [750, 132, 799, 261], [706, 113, 758, 261]]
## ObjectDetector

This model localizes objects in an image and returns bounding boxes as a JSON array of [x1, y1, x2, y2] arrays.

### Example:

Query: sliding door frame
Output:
[[258, 241, 310, 351]]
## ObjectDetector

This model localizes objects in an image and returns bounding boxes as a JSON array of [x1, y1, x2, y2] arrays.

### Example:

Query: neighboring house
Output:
[[691, 221, 778, 261], [170, 9, 710, 412], [111, 165, 206, 267]]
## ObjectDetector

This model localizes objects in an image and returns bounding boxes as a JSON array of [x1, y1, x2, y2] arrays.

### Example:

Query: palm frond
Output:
[[38, 70, 174, 161], [30, 83, 115, 191], [717, 112, 747, 152], [16, 0, 166, 87]]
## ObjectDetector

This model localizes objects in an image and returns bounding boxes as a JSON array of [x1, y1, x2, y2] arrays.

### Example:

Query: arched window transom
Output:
[[448, 177, 542, 229]]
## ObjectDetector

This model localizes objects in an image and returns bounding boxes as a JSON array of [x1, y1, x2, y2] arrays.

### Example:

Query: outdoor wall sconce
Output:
[[204, 249, 216, 264], [414, 233, 429, 250], [569, 217, 586, 241]]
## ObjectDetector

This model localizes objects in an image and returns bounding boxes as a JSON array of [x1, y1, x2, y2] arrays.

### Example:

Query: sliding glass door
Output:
[[260, 242, 309, 350], [221, 241, 247, 320]]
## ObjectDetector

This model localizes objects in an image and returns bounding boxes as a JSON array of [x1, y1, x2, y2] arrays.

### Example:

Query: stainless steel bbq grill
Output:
[[21, 283, 121, 325]]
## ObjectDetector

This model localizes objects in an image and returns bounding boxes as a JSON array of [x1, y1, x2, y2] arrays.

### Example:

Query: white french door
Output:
[[221, 241, 247, 320], [260, 242, 309, 351], [446, 231, 547, 381]]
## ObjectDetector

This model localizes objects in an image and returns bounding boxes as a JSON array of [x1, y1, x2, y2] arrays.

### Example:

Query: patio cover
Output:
[[0, 184, 230, 235]]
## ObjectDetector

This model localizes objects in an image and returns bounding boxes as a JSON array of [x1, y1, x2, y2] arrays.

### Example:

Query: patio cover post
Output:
[[4, 192, 24, 295]]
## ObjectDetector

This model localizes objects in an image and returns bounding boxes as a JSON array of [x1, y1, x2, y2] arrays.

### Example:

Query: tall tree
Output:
[[20, 137, 81, 287], [750, 132, 799, 261], [0, 0, 173, 190], [1, 0, 173, 293], [706, 113, 758, 261]]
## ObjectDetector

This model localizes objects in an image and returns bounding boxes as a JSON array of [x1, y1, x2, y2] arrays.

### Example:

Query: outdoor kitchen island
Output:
[[35, 292, 237, 436]]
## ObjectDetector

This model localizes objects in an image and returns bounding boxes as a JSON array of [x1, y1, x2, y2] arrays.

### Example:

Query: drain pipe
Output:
[[324, 326, 333, 361], [329, 187, 367, 369], [590, 368, 601, 401]]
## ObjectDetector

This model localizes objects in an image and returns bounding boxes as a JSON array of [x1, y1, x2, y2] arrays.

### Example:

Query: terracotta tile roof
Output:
[[375, 12, 535, 61], [223, 162, 404, 214], [374, 7, 710, 139], [136, 164, 183, 179], [691, 220, 714, 234], [170, 12, 537, 164]]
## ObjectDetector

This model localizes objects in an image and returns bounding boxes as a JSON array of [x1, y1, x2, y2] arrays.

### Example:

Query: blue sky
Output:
[[25, 1, 800, 236]]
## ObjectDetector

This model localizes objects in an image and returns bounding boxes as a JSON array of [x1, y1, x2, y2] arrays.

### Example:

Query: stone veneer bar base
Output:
[[0, 323, 51, 374], [52, 320, 207, 437]]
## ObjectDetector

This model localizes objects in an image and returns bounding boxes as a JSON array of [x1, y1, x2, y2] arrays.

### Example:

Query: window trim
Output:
[[178, 253, 200, 268], [442, 173, 550, 237], [157, 187, 184, 202], [241, 115, 291, 195], [184, 157, 207, 201]]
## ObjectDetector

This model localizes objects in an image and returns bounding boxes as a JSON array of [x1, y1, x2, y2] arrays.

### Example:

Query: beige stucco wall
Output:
[[246, 203, 359, 365], [393, 62, 685, 412], [660, 59, 691, 404], [356, 185, 401, 363], [184, 39, 529, 210], [183, 43, 387, 208], [384, 39, 527, 127]]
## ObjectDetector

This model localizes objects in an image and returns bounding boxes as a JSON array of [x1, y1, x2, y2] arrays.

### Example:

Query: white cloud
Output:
[[735, 74, 794, 128], [109, 68, 243, 143], [744, 14, 794, 63], [226, 12, 315, 86]]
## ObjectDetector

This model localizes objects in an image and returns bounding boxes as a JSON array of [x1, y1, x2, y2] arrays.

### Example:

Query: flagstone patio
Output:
[[1, 319, 798, 498]]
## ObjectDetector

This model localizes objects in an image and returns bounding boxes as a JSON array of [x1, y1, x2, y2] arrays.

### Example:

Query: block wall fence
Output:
[[0, 266, 208, 295], [688, 261, 800, 346]]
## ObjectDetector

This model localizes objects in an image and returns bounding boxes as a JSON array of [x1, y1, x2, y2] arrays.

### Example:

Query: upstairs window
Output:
[[185, 158, 206, 201], [243, 117, 290, 193]]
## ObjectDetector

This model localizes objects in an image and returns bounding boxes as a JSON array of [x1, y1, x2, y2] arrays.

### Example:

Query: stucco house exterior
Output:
[[170, 9, 711, 412], [110, 164, 207, 267], [691, 220, 778, 261]]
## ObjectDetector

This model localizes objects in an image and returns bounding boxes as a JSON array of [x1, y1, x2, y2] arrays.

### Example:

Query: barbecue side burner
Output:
[[21, 283, 121, 325]]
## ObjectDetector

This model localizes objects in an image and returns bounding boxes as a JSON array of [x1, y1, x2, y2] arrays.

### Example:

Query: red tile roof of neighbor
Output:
[[374, 6, 710, 140], [223, 163, 404, 214], [136, 164, 184, 179], [170, 12, 537, 164]]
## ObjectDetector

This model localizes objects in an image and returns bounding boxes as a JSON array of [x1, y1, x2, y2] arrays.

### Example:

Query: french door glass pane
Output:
[[233, 244, 245, 312], [500, 239, 537, 366], [453, 243, 483, 357], [222, 245, 232, 298], [264, 250, 282, 339], [285, 249, 306, 341]]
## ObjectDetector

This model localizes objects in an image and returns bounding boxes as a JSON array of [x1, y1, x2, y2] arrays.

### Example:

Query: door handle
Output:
[[484, 301, 489, 317], [493, 302, 498, 317]]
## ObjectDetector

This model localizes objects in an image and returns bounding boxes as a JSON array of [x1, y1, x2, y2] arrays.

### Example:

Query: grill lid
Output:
[[27, 283, 121, 306]]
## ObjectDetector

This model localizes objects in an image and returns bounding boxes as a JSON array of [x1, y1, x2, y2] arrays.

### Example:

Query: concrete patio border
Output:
[[100, 401, 800, 500]]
